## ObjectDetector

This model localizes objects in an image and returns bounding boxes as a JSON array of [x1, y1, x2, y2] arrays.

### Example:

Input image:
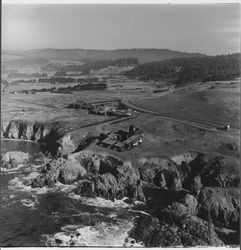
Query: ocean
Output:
[[0, 139, 139, 247]]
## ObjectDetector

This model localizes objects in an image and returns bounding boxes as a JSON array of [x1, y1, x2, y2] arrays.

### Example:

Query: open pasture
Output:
[[133, 82, 240, 129]]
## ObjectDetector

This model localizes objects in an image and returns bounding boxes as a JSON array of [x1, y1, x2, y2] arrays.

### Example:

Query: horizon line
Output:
[[2, 48, 241, 57]]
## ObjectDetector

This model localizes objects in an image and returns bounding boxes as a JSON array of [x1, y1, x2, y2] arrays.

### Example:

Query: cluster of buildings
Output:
[[78, 99, 137, 117], [98, 125, 144, 152]]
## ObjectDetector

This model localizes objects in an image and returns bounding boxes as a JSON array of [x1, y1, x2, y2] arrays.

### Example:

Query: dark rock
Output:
[[129, 215, 160, 246], [31, 161, 61, 188], [177, 215, 224, 247], [55, 238, 62, 244], [74, 180, 96, 198], [179, 194, 198, 215], [94, 173, 120, 201], [99, 156, 122, 177], [143, 186, 187, 210], [28, 152, 145, 202], [31, 173, 56, 188], [139, 162, 156, 183], [130, 213, 224, 247], [183, 153, 240, 189], [154, 168, 182, 191], [153, 202, 190, 224], [139, 159, 183, 191], [189, 175, 203, 195], [215, 227, 239, 245], [197, 187, 240, 230], [149, 224, 182, 247]]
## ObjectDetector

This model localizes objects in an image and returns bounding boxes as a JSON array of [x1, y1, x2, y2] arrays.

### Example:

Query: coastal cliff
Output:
[[1, 120, 94, 156], [1, 120, 55, 141]]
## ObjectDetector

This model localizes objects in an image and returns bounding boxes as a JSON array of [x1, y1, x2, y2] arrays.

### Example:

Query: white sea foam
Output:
[[8, 176, 32, 191], [8, 172, 129, 210], [1, 164, 25, 173], [20, 199, 37, 209], [68, 194, 129, 209], [42, 219, 143, 247], [8, 174, 78, 197], [24, 171, 40, 180], [1, 163, 42, 174]]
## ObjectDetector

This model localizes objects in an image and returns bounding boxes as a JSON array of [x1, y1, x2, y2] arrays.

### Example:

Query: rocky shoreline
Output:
[[3, 148, 238, 247], [1, 120, 240, 247]]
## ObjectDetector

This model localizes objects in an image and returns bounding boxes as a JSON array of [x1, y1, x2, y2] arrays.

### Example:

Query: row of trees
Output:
[[16, 83, 107, 94], [126, 53, 240, 84], [42, 57, 138, 73]]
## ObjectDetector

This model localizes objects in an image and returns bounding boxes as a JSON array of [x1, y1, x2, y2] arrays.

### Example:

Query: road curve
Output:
[[126, 99, 239, 136]]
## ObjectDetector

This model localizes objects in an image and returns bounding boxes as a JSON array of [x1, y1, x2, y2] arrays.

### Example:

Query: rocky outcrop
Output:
[[1, 151, 30, 169], [21, 150, 240, 246], [74, 158, 145, 201], [57, 130, 96, 156], [197, 187, 240, 230], [138, 153, 240, 196], [27, 151, 145, 202], [130, 213, 224, 247], [180, 194, 198, 215], [30, 161, 61, 188], [134, 152, 240, 247], [138, 158, 183, 191], [215, 227, 240, 245], [27, 157, 87, 188], [74, 180, 96, 197], [182, 153, 240, 193]]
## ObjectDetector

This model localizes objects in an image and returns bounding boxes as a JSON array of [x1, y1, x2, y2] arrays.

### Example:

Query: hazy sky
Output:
[[2, 4, 240, 55]]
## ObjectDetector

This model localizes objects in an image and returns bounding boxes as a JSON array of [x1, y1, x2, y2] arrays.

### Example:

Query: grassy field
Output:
[[1, 92, 110, 132], [133, 81, 240, 129], [1, 73, 240, 162]]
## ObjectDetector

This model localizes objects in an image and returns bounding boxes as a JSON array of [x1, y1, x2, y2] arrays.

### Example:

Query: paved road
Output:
[[126, 99, 239, 136]]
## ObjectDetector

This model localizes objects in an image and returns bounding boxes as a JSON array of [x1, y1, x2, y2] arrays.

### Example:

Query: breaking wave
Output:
[[42, 219, 143, 247]]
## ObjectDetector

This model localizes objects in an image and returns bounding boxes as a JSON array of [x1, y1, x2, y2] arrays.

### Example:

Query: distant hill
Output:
[[3, 48, 206, 63], [126, 53, 240, 84]]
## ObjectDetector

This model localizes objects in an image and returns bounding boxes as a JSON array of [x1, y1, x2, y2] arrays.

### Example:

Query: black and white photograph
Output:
[[1, 0, 240, 248]]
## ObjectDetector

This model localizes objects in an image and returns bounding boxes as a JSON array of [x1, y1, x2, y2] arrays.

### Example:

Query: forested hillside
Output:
[[42, 58, 138, 72], [126, 53, 240, 84]]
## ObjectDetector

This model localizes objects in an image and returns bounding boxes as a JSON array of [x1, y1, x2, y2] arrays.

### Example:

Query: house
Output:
[[98, 125, 144, 152]]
